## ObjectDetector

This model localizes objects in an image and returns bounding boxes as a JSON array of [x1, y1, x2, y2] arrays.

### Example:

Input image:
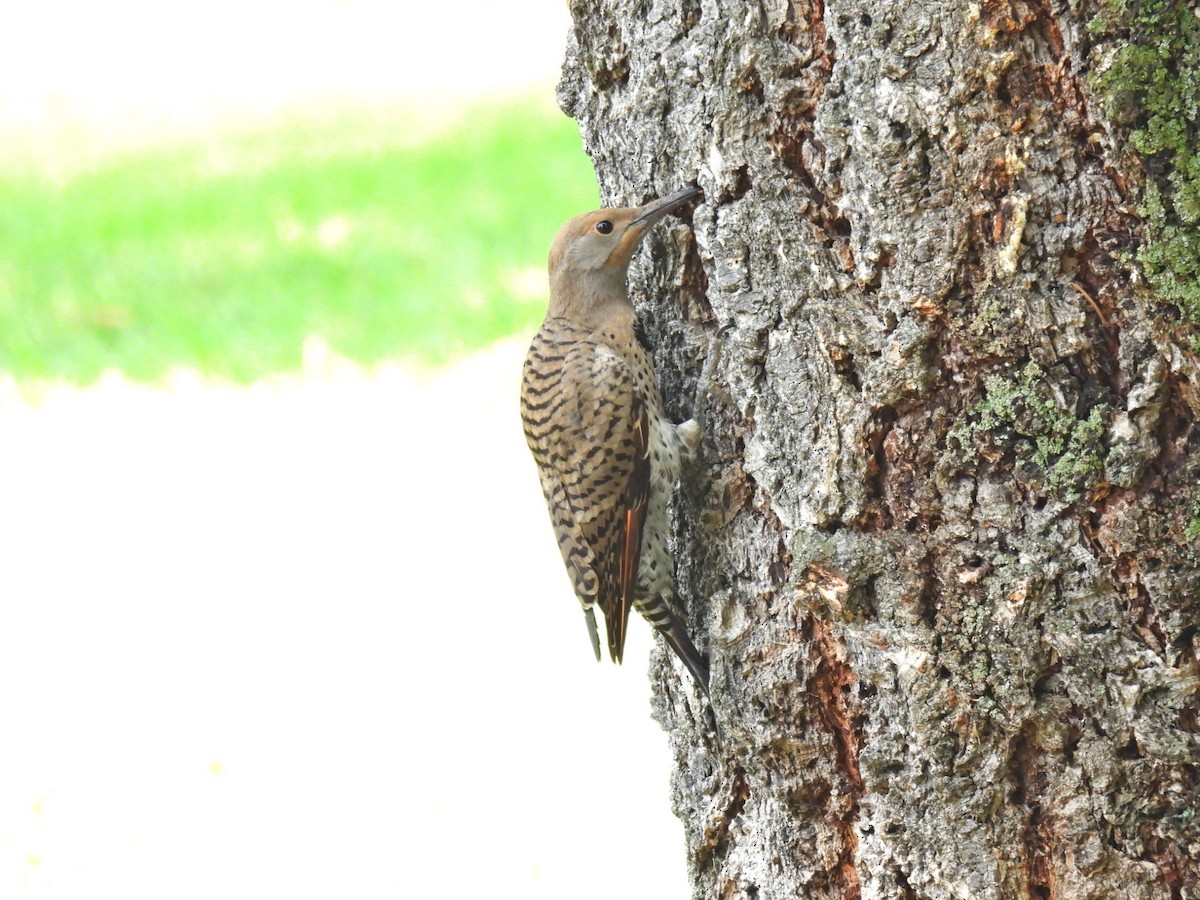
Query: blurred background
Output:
[[0, 1, 690, 895]]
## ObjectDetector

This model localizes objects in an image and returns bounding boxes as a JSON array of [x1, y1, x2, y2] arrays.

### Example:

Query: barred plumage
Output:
[[520, 187, 709, 694]]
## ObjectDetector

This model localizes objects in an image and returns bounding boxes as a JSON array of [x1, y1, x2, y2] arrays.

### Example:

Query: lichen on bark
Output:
[[947, 360, 1110, 502], [1088, 0, 1200, 334]]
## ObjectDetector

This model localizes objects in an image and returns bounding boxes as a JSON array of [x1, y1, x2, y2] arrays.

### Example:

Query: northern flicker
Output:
[[520, 186, 710, 694]]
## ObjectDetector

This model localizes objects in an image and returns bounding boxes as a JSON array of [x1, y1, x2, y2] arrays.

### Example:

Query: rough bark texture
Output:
[[559, 0, 1200, 897]]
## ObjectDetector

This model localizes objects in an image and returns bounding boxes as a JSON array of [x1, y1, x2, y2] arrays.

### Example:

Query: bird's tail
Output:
[[636, 595, 710, 696]]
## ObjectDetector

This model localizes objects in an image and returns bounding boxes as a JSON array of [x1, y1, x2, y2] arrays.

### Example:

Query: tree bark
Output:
[[559, 1, 1200, 897]]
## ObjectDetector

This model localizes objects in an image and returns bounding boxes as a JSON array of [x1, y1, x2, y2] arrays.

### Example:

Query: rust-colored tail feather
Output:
[[606, 397, 650, 664]]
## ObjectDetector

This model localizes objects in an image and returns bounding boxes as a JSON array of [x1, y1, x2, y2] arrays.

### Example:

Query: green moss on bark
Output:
[[949, 362, 1110, 502], [1186, 488, 1200, 543], [1091, 0, 1200, 326]]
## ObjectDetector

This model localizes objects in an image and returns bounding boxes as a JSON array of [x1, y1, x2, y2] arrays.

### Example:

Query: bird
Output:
[[520, 186, 711, 695]]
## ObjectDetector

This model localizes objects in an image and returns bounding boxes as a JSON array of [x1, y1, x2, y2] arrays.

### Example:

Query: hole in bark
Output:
[[680, 0, 701, 31], [1032, 671, 1056, 697], [771, 538, 793, 584], [831, 347, 862, 390], [862, 264, 884, 295], [738, 66, 765, 103], [860, 12, 872, 26], [889, 120, 911, 142], [1174, 624, 1198, 649], [1117, 737, 1142, 760], [1063, 721, 1082, 763], [895, 866, 918, 899], [728, 164, 752, 201], [912, 570, 938, 627]]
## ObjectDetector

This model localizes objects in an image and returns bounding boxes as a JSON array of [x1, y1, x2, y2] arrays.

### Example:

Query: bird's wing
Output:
[[548, 342, 649, 664], [522, 330, 610, 660], [532, 471, 603, 660], [611, 393, 649, 664]]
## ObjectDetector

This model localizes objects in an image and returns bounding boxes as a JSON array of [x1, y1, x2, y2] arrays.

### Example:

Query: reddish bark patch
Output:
[[696, 763, 751, 866], [779, 0, 828, 49], [1010, 725, 1057, 898], [860, 405, 898, 532], [768, 0, 846, 242], [980, 0, 1064, 59], [1142, 833, 1196, 898], [877, 405, 949, 536], [807, 616, 865, 898]]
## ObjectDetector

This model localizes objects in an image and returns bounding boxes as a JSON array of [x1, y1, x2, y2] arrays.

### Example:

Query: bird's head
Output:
[[547, 186, 701, 318]]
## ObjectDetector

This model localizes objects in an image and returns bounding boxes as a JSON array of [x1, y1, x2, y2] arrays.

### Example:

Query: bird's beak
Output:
[[628, 186, 703, 231], [606, 186, 703, 267]]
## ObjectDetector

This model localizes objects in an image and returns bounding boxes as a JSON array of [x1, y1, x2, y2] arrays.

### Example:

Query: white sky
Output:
[[0, 1, 571, 123]]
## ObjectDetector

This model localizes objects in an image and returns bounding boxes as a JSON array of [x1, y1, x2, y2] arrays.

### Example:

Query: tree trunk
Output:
[[558, 1, 1200, 897]]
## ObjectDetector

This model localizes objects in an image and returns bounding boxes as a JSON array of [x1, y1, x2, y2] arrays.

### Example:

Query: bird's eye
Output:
[[595, 220, 613, 234]]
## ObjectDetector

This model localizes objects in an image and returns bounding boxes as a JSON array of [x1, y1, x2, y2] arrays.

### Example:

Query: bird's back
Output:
[[520, 315, 659, 661]]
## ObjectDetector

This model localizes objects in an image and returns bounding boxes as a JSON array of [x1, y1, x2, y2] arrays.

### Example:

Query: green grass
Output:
[[0, 96, 598, 383]]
